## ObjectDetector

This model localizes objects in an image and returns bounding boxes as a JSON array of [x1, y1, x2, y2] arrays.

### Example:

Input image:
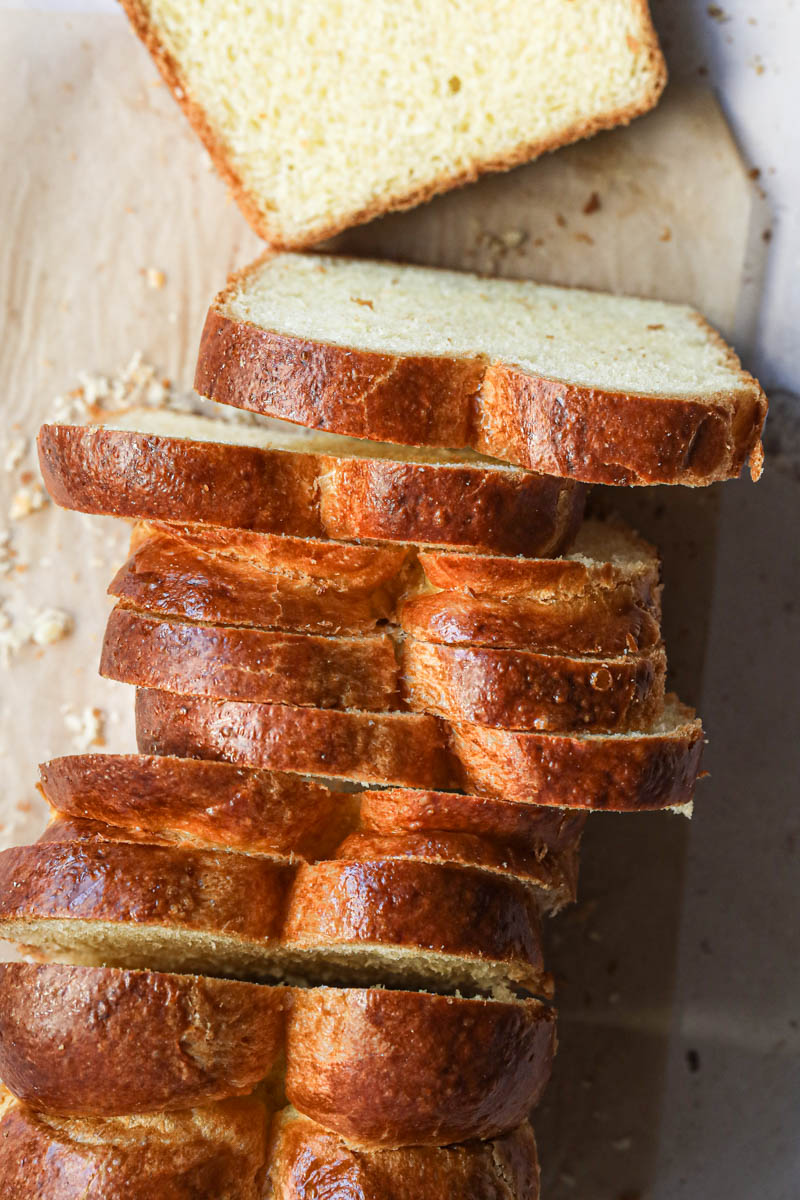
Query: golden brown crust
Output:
[[0, 964, 286, 1116], [196, 273, 765, 486], [402, 640, 666, 732], [135, 688, 460, 790], [110, 522, 411, 633], [283, 859, 549, 995], [101, 606, 402, 711], [357, 787, 587, 853], [417, 533, 661, 610], [399, 589, 662, 655], [0, 843, 547, 996], [334, 831, 577, 913], [118, 0, 665, 250], [38, 753, 354, 861], [285, 988, 555, 1146], [38, 756, 582, 905], [268, 1107, 540, 1200], [452, 700, 704, 810], [37, 423, 585, 555], [0, 1091, 270, 1199]]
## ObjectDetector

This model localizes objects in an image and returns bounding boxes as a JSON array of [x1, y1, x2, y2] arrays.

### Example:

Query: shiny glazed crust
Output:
[[0, 842, 548, 996], [37, 423, 585, 556], [268, 1107, 540, 1199], [134, 688, 460, 789], [0, 1090, 270, 1199], [0, 964, 286, 1116], [401, 640, 666, 732], [285, 988, 555, 1146], [0, 969, 556, 1145], [101, 606, 402, 711]]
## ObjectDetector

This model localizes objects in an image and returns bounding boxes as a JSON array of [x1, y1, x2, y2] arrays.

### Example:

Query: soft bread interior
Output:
[[5, 918, 538, 1001], [222, 254, 748, 401], [136, 2, 662, 242]]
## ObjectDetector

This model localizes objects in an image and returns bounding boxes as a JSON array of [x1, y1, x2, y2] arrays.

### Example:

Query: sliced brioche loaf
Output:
[[0, 1088, 269, 1199], [112, 521, 412, 633], [198, 253, 766, 485], [135, 688, 459, 790], [37, 412, 584, 556], [268, 1106, 539, 1200], [0, 963, 286, 1116], [101, 606, 402, 711], [453, 695, 703, 811], [402, 640, 666, 732], [118, 1, 664, 247], [0, 841, 549, 997], [0, 967, 555, 1145]]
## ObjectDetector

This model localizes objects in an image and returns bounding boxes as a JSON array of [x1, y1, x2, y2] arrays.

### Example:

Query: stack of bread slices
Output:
[[0, 255, 766, 1197]]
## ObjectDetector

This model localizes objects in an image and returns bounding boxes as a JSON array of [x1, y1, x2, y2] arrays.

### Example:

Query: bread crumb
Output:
[[583, 192, 601, 215], [9, 485, 48, 521], [612, 1136, 633, 1152], [146, 267, 166, 289], [659, 227, 672, 242], [3, 437, 27, 472], [61, 704, 106, 751], [707, 5, 729, 21], [30, 609, 73, 646]]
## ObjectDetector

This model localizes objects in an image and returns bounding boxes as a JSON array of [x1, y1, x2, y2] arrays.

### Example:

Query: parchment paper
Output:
[[1, 12, 774, 1198]]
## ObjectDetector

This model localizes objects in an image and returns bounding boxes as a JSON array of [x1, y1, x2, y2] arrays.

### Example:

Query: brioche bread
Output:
[[136, 687, 702, 810], [38, 753, 355, 861], [0, 1090, 539, 1200], [0, 963, 286, 1116], [104, 604, 665, 733], [38, 413, 585, 556], [111, 521, 413, 633], [402, 640, 666, 732], [285, 987, 554, 1147], [268, 1106, 539, 1199], [454, 694, 703, 811], [0, 966, 556, 1145], [0, 1087, 270, 1199], [198, 253, 766, 485], [135, 688, 460, 790], [101, 605, 402, 711], [118, 1, 664, 247], [0, 841, 550, 997], [38, 755, 583, 909]]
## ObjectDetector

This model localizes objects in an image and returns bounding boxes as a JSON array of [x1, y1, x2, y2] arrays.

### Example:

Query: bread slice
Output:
[[454, 695, 703, 811], [198, 253, 766, 486], [268, 1106, 539, 1200], [135, 688, 460, 790], [402, 640, 666, 732], [38, 753, 356, 862], [400, 590, 661, 657], [0, 841, 550, 997], [286, 986, 554, 1147], [0, 1086, 270, 1199], [37, 412, 585, 556], [38, 756, 582, 910], [0, 963, 286, 1116], [111, 521, 413, 634], [418, 517, 662, 604], [136, 686, 701, 809], [0, 967, 554, 1149], [101, 605, 402, 711], [118, 1, 664, 248]]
